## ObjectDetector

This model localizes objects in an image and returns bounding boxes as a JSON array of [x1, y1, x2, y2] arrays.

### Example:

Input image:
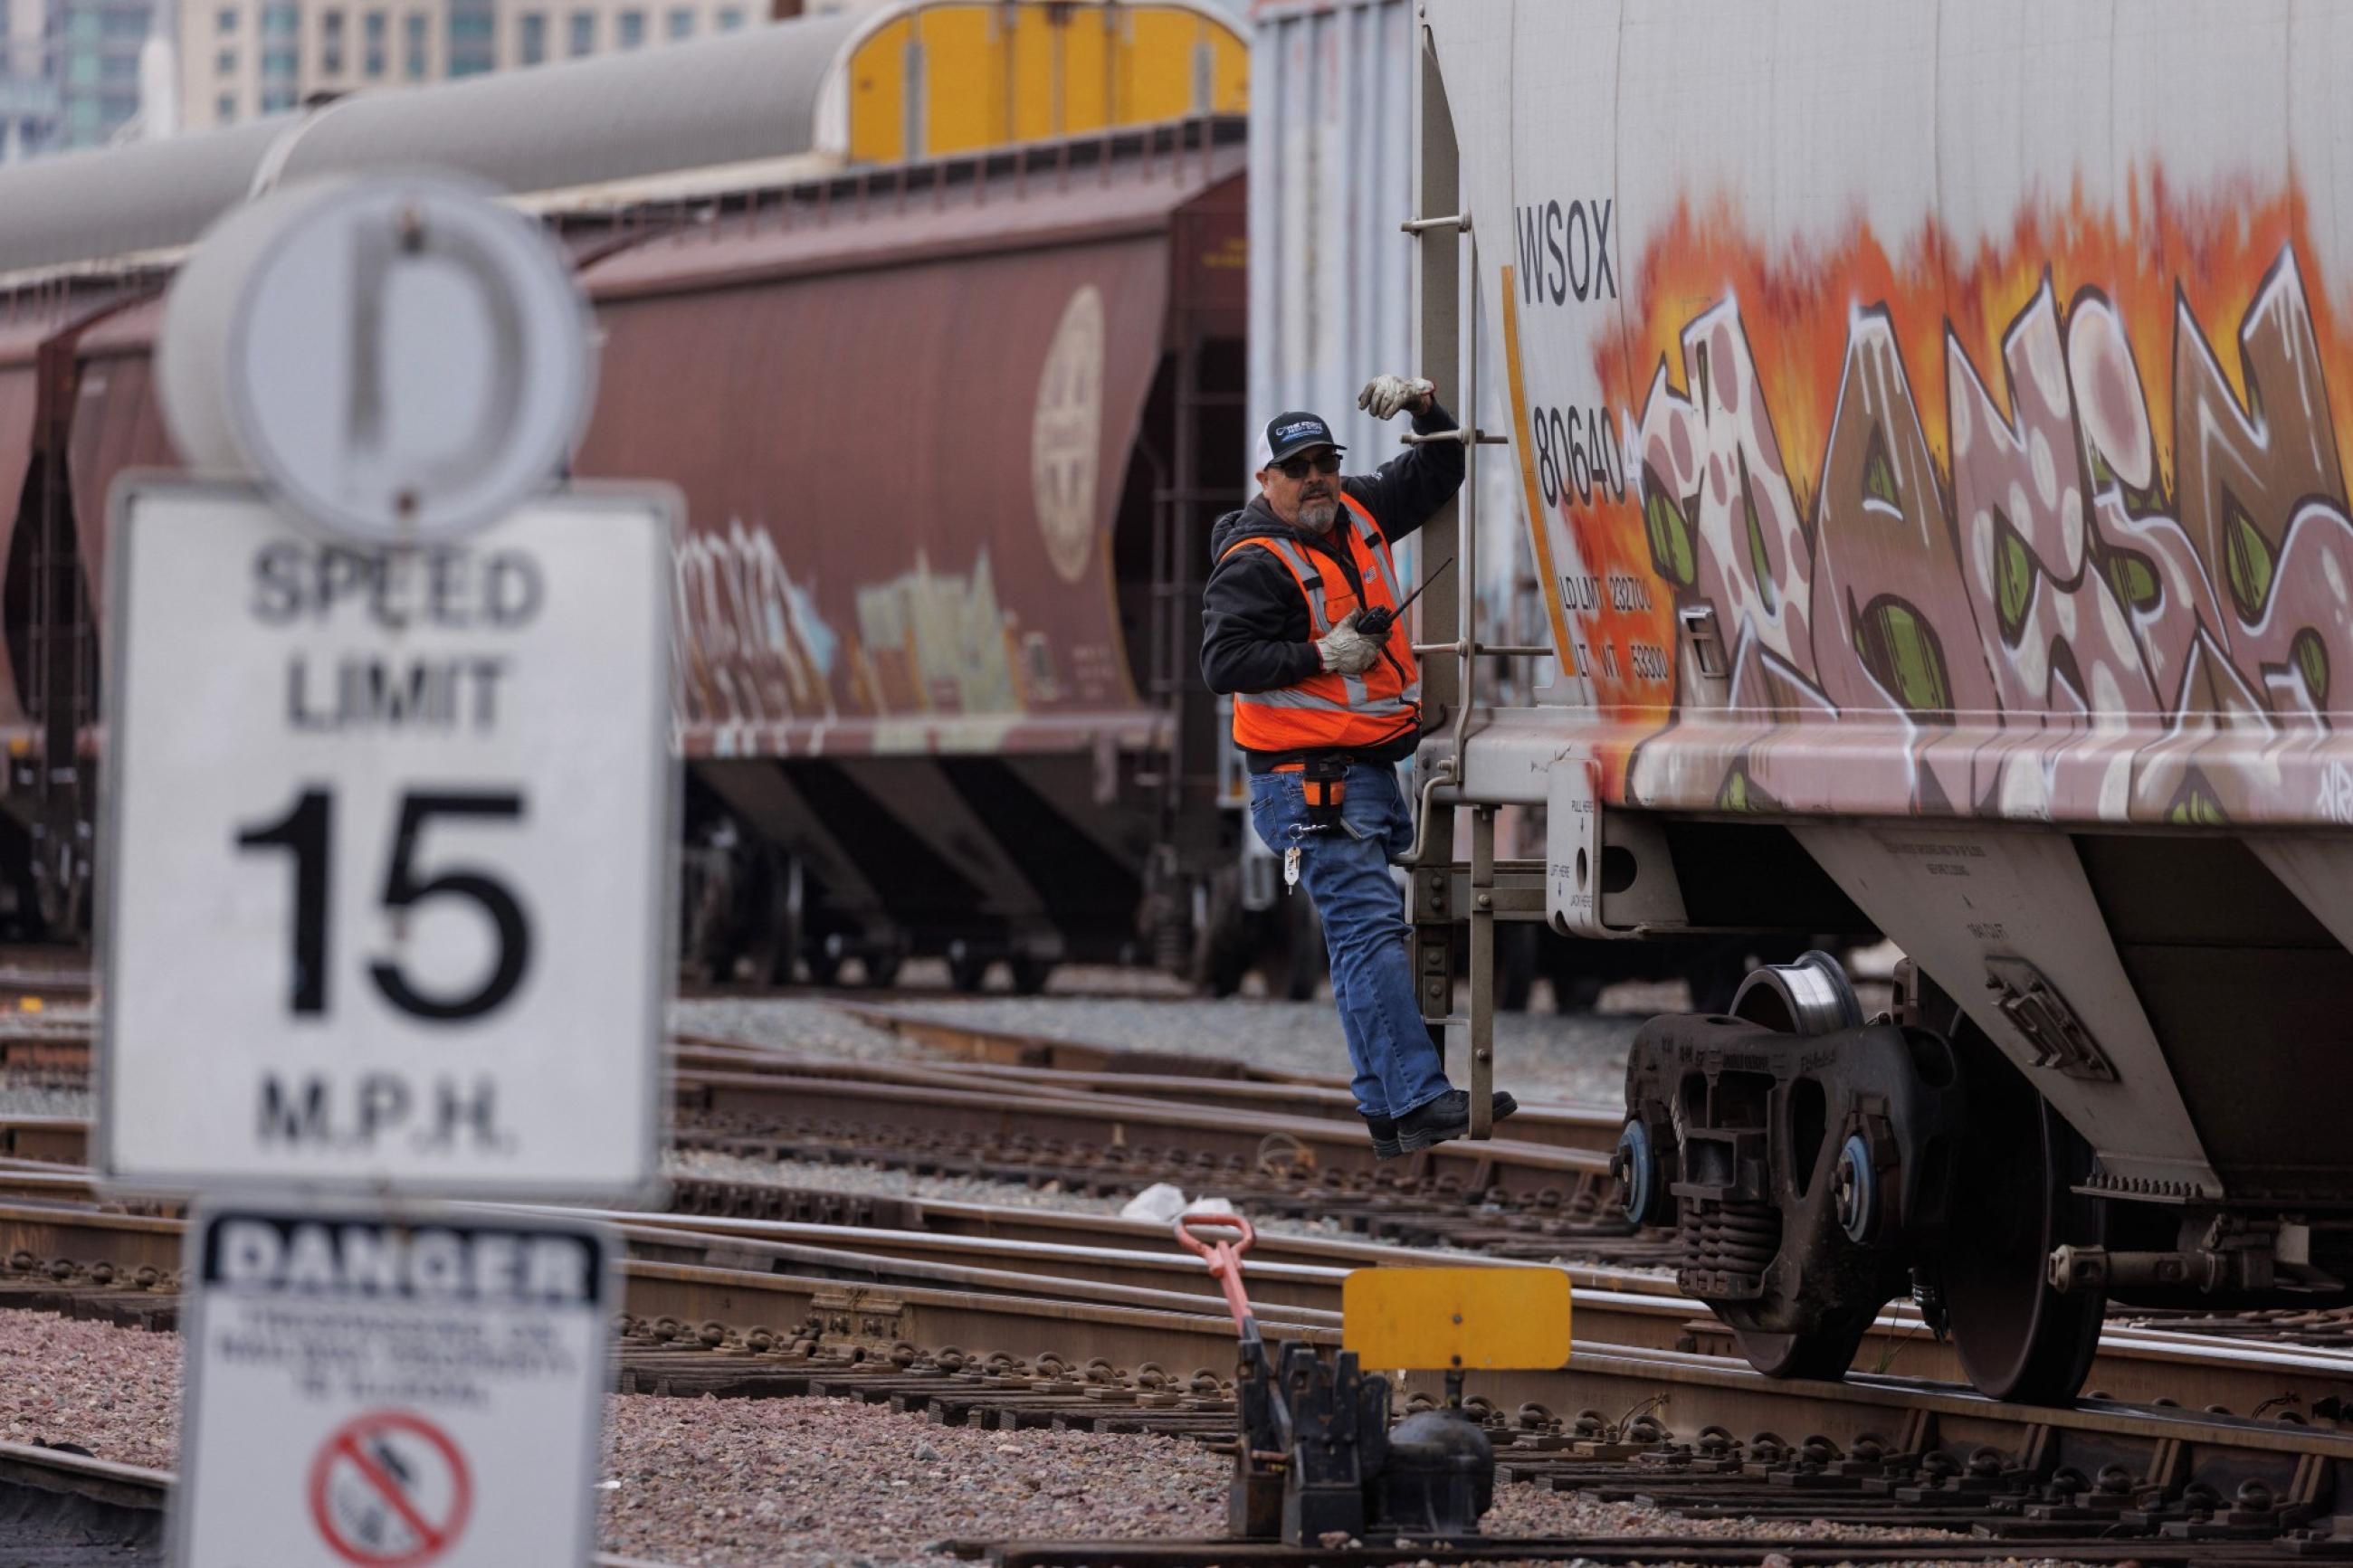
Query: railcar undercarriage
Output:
[[1615, 901, 2353, 1406]]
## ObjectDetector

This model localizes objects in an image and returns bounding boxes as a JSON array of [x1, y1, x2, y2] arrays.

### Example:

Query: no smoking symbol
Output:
[[307, 1411, 473, 1566]]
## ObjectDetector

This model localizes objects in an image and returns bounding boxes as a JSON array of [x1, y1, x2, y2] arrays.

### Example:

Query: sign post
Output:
[[99, 172, 669, 1568]]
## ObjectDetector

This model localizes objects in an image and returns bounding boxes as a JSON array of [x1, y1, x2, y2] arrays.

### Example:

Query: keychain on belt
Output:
[[1286, 755, 1356, 895]]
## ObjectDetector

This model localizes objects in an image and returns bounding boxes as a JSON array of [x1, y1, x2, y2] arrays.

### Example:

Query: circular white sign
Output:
[[1031, 283, 1103, 584], [158, 175, 595, 545]]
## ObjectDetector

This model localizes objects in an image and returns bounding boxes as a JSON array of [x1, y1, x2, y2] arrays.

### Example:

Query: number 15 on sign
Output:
[[99, 480, 675, 1201], [238, 788, 530, 1022]]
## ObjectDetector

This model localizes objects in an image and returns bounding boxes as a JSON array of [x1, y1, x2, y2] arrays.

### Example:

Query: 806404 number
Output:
[[1528, 403, 1628, 510]]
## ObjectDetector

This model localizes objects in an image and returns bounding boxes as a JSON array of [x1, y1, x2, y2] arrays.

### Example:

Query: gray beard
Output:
[[1297, 498, 1339, 534]]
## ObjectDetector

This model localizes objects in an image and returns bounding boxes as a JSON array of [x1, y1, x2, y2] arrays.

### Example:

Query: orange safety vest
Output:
[[1219, 493, 1423, 754]]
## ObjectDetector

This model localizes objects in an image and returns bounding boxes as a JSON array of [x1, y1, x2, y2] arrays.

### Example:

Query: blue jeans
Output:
[[1248, 762, 1453, 1120]]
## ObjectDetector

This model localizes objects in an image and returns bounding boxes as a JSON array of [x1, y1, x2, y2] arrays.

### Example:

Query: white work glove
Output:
[[1358, 374, 1435, 421], [1316, 610, 1381, 676]]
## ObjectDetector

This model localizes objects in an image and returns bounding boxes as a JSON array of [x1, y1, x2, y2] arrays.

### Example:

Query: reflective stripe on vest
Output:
[[1217, 493, 1423, 754]]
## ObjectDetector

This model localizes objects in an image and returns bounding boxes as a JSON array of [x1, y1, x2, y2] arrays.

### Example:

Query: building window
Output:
[[103, 10, 148, 39], [261, 43, 295, 72], [664, 5, 690, 37], [216, 46, 235, 71], [364, 46, 382, 73], [714, 6, 741, 29], [518, 10, 545, 62], [364, 9, 384, 37], [260, 84, 294, 110], [404, 11, 424, 75], [445, 6, 491, 71], [100, 53, 138, 78], [566, 10, 591, 53], [216, 5, 236, 30], [216, 91, 235, 120], [261, 2, 296, 33], [615, 9, 642, 46]]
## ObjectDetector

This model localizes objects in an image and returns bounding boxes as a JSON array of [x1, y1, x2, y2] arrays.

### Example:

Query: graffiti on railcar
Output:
[[673, 521, 1081, 745], [1538, 182, 2353, 823], [672, 518, 840, 733]]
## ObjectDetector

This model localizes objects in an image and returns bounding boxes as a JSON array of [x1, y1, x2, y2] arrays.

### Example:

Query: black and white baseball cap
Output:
[[1254, 411, 1346, 470]]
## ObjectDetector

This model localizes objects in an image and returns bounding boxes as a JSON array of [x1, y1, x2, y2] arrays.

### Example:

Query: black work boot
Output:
[[1359, 1110, 1403, 1160], [1394, 1089, 1519, 1152]]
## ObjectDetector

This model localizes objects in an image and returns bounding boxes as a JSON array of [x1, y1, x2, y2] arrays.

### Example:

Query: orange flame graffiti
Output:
[[1566, 175, 2340, 703]]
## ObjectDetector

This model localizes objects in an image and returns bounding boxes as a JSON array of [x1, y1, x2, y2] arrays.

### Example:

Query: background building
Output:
[[180, 0, 805, 130], [56, 0, 148, 142]]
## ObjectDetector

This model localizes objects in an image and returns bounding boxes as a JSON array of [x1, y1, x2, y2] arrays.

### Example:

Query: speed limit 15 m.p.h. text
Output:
[[99, 479, 674, 1201]]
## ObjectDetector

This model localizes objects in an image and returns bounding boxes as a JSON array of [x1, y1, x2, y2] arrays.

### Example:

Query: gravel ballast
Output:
[[0, 1073, 90, 1116]]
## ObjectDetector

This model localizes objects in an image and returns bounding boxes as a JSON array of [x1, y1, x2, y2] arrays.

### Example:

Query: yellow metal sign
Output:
[[1340, 1267, 1572, 1371]]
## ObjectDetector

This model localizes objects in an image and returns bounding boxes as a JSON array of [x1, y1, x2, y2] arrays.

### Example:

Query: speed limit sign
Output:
[[98, 478, 674, 1199]]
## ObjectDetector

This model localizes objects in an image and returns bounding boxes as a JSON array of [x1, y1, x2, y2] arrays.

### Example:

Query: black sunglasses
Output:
[[1276, 451, 1342, 480]]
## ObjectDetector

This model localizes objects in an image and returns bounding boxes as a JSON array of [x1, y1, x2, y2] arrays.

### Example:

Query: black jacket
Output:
[[1200, 400, 1465, 770]]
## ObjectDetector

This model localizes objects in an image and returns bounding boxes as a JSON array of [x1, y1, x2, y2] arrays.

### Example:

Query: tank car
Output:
[[1408, 0, 2353, 1402]]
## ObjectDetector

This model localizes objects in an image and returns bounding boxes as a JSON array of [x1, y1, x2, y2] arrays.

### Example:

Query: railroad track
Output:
[[3, 1021, 1645, 1260], [5, 1193, 2353, 1563], [20, 1015, 2353, 1358], [1, 1007, 1624, 1155], [6, 1182, 2347, 1415], [0, 1439, 680, 1567]]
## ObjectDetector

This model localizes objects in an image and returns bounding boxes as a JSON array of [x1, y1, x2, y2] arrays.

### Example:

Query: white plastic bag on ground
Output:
[[1119, 1182, 1188, 1223]]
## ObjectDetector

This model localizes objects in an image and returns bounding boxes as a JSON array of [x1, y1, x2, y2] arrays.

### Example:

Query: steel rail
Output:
[[22, 1079, 1605, 1206], [4, 1029, 1624, 1159], [680, 1031, 1622, 1155], [818, 1004, 1319, 1079], [957, 1537, 2337, 1567], [676, 1068, 1611, 1197], [0, 1439, 681, 1567], [961, 1528, 2353, 1568]]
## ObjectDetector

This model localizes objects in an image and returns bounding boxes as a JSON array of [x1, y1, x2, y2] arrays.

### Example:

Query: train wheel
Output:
[[1940, 1062, 2105, 1404], [948, 952, 990, 993], [1729, 1310, 1874, 1381], [1008, 955, 1054, 995]]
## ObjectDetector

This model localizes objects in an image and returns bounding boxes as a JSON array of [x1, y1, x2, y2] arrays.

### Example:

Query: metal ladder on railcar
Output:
[[1398, 33, 1554, 1140], [1143, 174, 1244, 973]]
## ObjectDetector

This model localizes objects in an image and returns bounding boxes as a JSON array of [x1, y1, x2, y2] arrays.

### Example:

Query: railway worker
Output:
[[1200, 375, 1517, 1156]]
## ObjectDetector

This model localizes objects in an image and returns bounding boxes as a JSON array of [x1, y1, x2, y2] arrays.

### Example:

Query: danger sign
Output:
[[174, 1204, 610, 1567], [310, 1412, 473, 1566]]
